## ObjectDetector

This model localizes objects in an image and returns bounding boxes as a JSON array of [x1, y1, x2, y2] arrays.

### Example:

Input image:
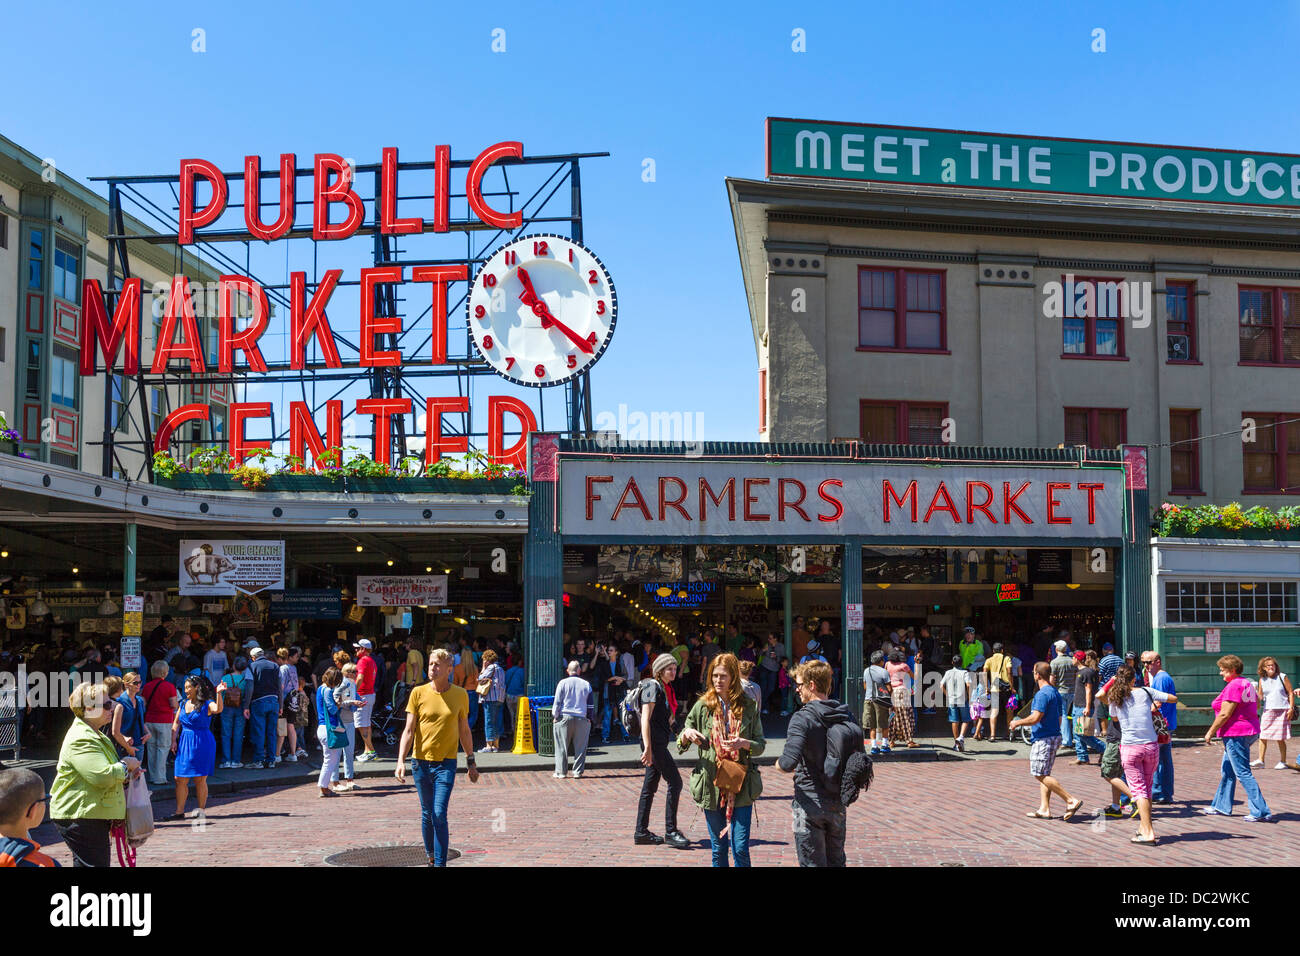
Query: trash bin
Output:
[[531, 696, 556, 757]]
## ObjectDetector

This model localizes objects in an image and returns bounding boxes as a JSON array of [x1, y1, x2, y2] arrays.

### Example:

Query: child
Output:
[[0, 767, 60, 867], [1256, 657, 1294, 770], [941, 655, 971, 752], [1097, 675, 1136, 819], [968, 667, 991, 741], [777, 657, 792, 716]]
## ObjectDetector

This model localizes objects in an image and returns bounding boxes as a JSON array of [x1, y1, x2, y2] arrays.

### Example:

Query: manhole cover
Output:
[[324, 843, 462, 867]]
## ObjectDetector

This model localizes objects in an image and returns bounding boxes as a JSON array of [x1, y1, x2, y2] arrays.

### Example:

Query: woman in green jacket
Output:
[[677, 652, 764, 867], [50, 682, 142, 866]]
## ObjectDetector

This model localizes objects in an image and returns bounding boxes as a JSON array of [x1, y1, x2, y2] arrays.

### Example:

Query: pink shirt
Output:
[[1212, 677, 1260, 737], [886, 661, 911, 688]]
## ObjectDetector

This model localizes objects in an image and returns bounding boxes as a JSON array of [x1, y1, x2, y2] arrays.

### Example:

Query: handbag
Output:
[[320, 688, 348, 749], [711, 708, 746, 795], [476, 665, 494, 697], [1143, 688, 1171, 745]]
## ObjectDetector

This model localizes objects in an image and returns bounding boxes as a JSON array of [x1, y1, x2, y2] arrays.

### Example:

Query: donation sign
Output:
[[179, 539, 285, 596], [356, 575, 448, 607]]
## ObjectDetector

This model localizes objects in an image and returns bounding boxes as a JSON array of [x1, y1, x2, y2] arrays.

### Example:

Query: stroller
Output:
[[376, 681, 412, 747]]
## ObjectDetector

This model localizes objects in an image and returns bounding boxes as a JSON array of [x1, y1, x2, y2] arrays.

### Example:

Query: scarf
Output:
[[710, 701, 742, 837], [665, 682, 678, 719]]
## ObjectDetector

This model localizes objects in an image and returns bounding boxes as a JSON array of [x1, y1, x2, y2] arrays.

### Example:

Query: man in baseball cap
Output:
[[1049, 639, 1077, 749], [353, 639, 379, 760]]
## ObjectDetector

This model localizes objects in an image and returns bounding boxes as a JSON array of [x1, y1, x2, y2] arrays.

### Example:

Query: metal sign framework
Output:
[[90, 149, 608, 481]]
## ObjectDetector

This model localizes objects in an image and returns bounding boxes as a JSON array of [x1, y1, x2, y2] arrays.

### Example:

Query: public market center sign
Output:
[[767, 118, 1300, 207]]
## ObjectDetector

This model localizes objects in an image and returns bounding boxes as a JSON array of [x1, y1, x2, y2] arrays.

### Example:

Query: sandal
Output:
[[1130, 835, 1158, 845], [1025, 810, 1053, 819], [1063, 799, 1084, 821]]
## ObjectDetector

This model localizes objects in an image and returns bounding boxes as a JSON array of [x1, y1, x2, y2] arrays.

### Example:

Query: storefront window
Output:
[[1164, 580, 1298, 624]]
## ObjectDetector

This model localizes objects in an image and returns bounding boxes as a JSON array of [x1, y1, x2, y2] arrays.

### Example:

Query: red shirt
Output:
[[356, 655, 378, 695], [141, 679, 177, 722]]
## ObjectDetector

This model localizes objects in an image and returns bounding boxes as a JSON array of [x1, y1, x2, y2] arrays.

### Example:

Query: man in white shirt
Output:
[[942, 656, 972, 751], [203, 635, 229, 687], [552, 662, 594, 779]]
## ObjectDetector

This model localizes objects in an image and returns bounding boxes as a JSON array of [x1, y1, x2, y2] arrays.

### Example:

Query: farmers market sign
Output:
[[767, 118, 1300, 207]]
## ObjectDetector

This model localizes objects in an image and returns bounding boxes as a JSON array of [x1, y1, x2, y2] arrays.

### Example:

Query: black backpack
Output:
[[823, 716, 873, 806], [621, 679, 651, 738]]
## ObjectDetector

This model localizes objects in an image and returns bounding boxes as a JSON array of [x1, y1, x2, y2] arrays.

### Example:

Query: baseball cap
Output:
[[1054, 640, 1068, 651], [354, 638, 374, 650], [808, 640, 821, 651], [1102, 641, 1114, 651], [1073, 651, 1086, 663]]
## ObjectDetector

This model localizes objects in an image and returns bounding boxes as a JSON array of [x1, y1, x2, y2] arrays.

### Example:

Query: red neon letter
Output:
[[1046, 482, 1073, 524], [379, 147, 422, 235], [178, 158, 227, 245], [882, 479, 918, 523], [356, 397, 411, 466], [467, 141, 524, 229], [743, 478, 771, 521], [923, 482, 962, 523], [965, 481, 997, 524], [410, 265, 467, 365], [658, 477, 690, 521], [218, 275, 270, 373], [312, 153, 364, 241], [288, 400, 342, 468], [79, 278, 140, 375], [244, 153, 296, 241], [151, 275, 207, 373], [778, 478, 810, 522], [290, 270, 343, 369], [423, 396, 469, 465], [1077, 482, 1105, 524], [612, 477, 653, 521], [585, 475, 613, 520], [817, 479, 844, 523], [1003, 481, 1033, 524], [699, 477, 737, 522], [359, 266, 403, 367], [153, 404, 209, 453], [488, 395, 537, 471], [230, 402, 272, 463], [433, 144, 451, 233]]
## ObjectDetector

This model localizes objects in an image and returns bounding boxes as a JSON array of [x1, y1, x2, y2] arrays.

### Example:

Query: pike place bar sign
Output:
[[562, 462, 1125, 539]]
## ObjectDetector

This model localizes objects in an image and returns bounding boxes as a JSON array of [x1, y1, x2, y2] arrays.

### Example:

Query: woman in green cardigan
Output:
[[677, 652, 765, 867], [50, 682, 142, 866]]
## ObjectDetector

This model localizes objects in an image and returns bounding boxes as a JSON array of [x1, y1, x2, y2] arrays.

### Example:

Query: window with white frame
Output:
[[1164, 580, 1298, 624]]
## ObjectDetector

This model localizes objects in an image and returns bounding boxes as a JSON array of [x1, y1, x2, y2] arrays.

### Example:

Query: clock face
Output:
[[467, 233, 616, 387]]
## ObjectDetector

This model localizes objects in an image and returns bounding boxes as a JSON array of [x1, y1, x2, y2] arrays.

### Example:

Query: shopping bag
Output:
[[124, 773, 155, 845]]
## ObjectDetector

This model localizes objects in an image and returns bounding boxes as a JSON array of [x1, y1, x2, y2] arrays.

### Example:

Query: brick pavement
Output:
[[29, 742, 1299, 866]]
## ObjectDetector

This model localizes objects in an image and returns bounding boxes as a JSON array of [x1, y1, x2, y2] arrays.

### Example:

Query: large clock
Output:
[[466, 233, 616, 387]]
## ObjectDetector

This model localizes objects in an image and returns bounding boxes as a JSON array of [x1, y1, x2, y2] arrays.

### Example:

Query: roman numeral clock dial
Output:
[[467, 234, 616, 387]]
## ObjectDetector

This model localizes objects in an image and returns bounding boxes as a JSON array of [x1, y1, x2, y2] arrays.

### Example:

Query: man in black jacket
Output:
[[777, 659, 853, 866]]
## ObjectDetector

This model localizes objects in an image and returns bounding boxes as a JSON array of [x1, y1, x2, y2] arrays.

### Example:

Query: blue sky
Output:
[[4, 0, 1300, 447]]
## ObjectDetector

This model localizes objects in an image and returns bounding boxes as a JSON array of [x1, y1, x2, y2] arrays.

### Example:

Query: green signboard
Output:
[[767, 118, 1300, 208]]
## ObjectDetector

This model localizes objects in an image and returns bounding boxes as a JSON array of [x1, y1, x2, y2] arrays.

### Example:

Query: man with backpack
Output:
[[777, 660, 868, 867]]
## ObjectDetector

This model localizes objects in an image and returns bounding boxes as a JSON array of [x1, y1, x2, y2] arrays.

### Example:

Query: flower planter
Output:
[[155, 474, 523, 495], [345, 477, 521, 495], [1158, 527, 1300, 541]]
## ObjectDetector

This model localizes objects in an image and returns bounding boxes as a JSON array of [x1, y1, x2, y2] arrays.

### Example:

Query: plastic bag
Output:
[[123, 773, 154, 845]]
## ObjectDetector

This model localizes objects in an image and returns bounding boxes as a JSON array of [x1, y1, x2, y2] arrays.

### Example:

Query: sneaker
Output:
[[1274, 763, 1288, 770], [570, 771, 582, 779], [284, 754, 297, 763], [780, 710, 790, 717], [1199, 806, 1227, 816], [869, 746, 880, 755], [1103, 805, 1124, 818], [296, 748, 308, 759], [1243, 814, 1273, 822], [553, 772, 565, 779], [952, 742, 960, 751], [273, 756, 282, 766], [880, 745, 892, 754], [1249, 759, 1264, 767], [956, 738, 965, 753], [359, 751, 379, 763], [1128, 802, 1140, 818], [476, 746, 495, 753], [262, 760, 275, 770], [217, 762, 229, 770]]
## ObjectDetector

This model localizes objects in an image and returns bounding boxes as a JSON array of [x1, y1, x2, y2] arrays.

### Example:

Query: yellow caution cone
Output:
[[512, 696, 537, 755]]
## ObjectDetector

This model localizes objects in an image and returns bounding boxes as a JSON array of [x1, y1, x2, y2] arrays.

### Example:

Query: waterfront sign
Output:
[[768, 118, 1300, 208]]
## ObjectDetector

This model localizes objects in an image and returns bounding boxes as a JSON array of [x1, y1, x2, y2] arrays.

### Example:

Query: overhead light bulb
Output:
[[425, 566, 433, 573], [0, 550, 7, 558], [71, 567, 79, 574], [97, 591, 118, 616], [356, 545, 364, 552], [29, 591, 49, 617], [177, 595, 196, 612], [444, 568, 452, 574], [387, 559, 394, 567]]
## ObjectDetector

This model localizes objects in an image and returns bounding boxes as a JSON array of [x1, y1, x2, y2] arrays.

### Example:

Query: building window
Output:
[[24, 340, 41, 399], [0, 215, 7, 249], [1166, 281, 1196, 362], [110, 374, 127, 431], [1164, 580, 1298, 625], [860, 401, 947, 445], [207, 318, 220, 368], [1061, 276, 1125, 358], [857, 268, 945, 351], [1064, 407, 1127, 448], [150, 388, 163, 434], [28, 229, 43, 290], [52, 237, 80, 304], [51, 347, 78, 409], [50, 450, 77, 469], [1239, 286, 1300, 365], [210, 406, 226, 442], [1169, 409, 1201, 493], [1242, 412, 1300, 493]]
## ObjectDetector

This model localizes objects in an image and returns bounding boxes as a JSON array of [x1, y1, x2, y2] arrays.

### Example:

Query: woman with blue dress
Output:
[[167, 675, 226, 821]]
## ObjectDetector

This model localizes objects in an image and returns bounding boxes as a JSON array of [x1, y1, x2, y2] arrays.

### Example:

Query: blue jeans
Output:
[[220, 706, 246, 763], [412, 758, 457, 866], [466, 690, 479, 730], [1058, 691, 1075, 747], [483, 700, 503, 745], [703, 804, 753, 867], [758, 668, 777, 711], [1211, 736, 1271, 818], [1152, 742, 1174, 801], [602, 698, 627, 741], [333, 724, 356, 782], [1071, 705, 1104, 759], [249, 697, 279, 764]]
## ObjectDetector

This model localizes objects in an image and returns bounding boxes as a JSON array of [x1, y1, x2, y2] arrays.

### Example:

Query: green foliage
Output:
[[1155, 501, 1300, 536], [152, 451, 184, 479]]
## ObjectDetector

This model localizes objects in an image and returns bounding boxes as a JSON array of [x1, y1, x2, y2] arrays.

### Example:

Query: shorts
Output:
[[863, 700, 891, 732], [1119, 742, 1159, 799], [1260, 708, 1292, 741], [947, 705, 970, 724], [355, 693, 376, 728], [1096, 701, 1109, 721], [1099, 742, 1123, 780], [1029, 736, 1061, 777]]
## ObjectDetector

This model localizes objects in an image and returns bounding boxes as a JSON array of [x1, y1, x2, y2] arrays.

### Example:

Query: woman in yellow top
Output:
[[49, 682, 143, 867], [984, 642, 1015, 741], [395, 649, 479, 866]]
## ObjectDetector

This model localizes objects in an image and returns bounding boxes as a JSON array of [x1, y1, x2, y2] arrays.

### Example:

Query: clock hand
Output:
[[529, 297, 596, 354], [516, 267, 538, 304]]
